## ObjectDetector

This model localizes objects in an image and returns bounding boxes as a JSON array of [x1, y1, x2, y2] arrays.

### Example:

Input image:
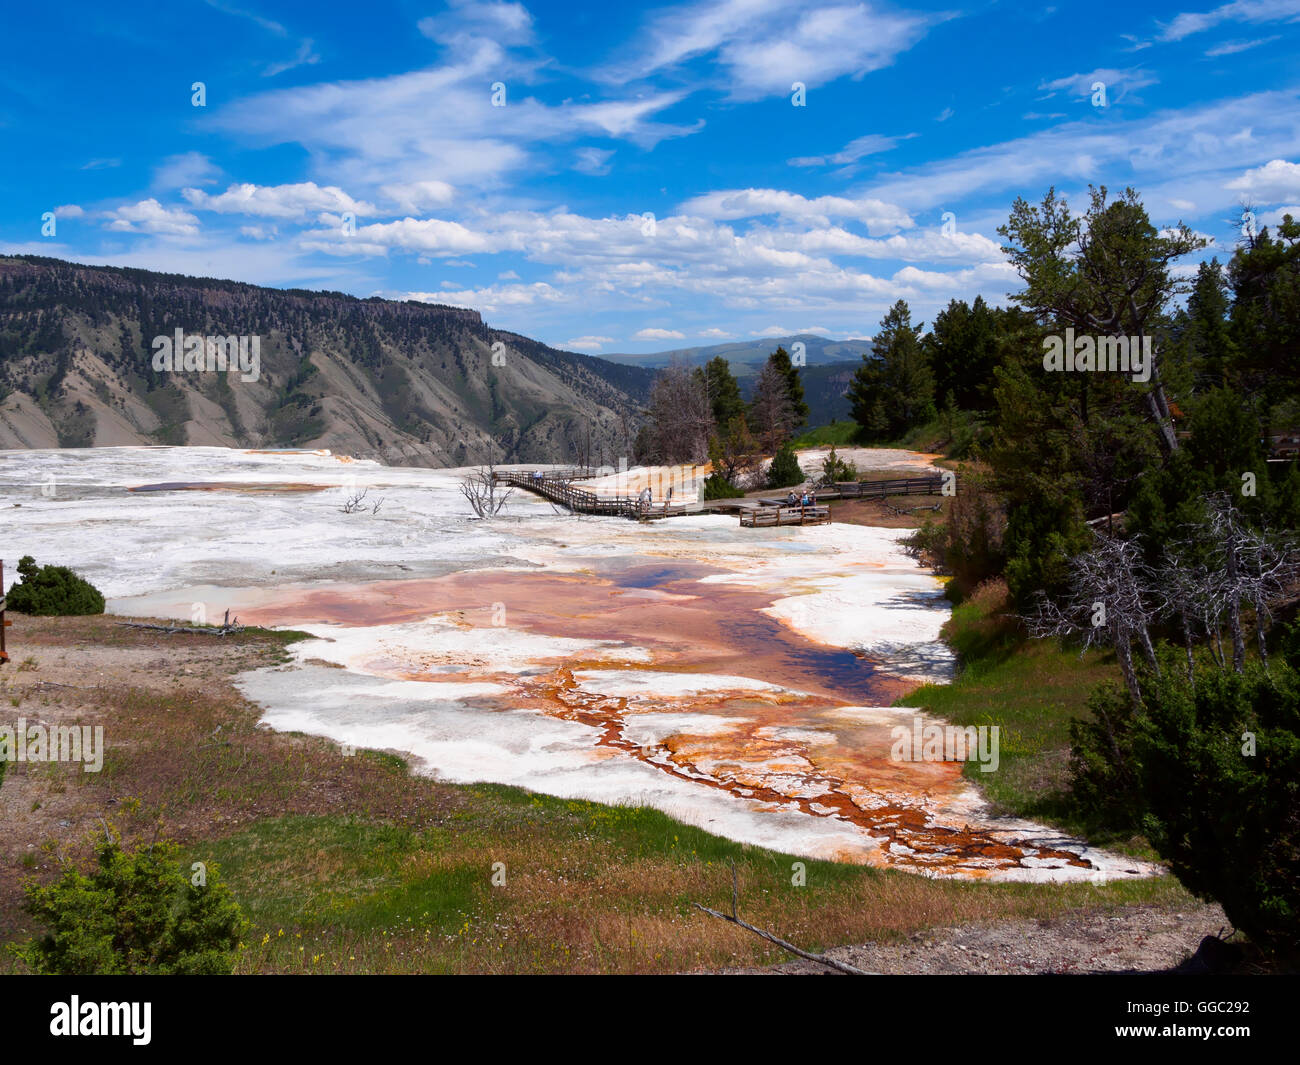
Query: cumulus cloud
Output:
[[381, 180, 456, 212], [102, 199, 200, 236], [635, 327, 685, 340], [566, 334, 616, 349], [679, 188, 912, 233], [1225, 158, 1300, 201], [183, 182, 377, 220]]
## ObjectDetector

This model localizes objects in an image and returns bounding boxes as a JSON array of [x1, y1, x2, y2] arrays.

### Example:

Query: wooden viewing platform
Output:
[[493, 469, 693, 520], [494, 469, 946, 526], [810, 475, 945, 502], [740, 505, 831, 527]]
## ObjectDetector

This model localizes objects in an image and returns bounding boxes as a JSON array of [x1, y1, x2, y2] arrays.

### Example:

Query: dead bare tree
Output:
[[643, 360, 714, 464], [1155, 546, 1219, 684], [1027, 531, 1159, 705], [341, 488, 370, 513], [460, 463, 512, 518], [1201, 494, 1297, 672], [748, 360, 798, 454]]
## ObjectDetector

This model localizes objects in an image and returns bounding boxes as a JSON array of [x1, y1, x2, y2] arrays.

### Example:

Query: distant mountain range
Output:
[[603, 333, 869, 427], [601, 333, 872, 379], [0, 256, 653, 467]]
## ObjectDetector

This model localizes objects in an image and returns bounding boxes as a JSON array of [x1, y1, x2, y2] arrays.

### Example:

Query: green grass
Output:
[[895, 586, 1151, 852], [789, 420, 859, 450], [193, 785, 1184, 973]]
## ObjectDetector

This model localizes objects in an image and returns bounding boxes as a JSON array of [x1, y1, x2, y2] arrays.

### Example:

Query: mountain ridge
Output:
[[0, 255, 653, 468]]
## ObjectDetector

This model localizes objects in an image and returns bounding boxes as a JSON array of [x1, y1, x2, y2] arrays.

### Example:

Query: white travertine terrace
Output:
[[0, 446, 1159, 881]]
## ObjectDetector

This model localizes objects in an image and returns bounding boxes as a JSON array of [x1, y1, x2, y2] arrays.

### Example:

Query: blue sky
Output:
[[2, 0, 1298, 353]]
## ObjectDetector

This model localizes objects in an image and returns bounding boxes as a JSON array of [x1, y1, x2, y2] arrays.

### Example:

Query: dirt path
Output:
[[724, 902, 1232, 974]]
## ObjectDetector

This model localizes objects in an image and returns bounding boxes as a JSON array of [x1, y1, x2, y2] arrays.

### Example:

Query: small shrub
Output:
[[767, 443, 803, 489], [1070, 655, 1300, 954], [14, 834, 247, 974], [819, 445, 857, 485], [7, 555, 105, 616], [702, 473, 744, 500]]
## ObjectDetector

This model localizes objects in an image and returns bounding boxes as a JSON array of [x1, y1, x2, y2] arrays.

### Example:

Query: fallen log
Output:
[[116, 609, 244, 637], [693, 861, 875, 975]]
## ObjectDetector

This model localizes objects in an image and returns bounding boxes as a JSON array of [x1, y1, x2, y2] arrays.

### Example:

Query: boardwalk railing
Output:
[[815, 475, 944, 501], [740, 505, 831, 528], [496, 469, 943, 525], [493, 469, 691, 519]]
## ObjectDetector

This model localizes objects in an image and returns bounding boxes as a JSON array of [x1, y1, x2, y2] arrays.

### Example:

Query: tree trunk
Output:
[[1254, 593, 1270, 671], [1181, 611, 1195, 687], [1226, 538, 1246, 672], [1115, 629, 1142, 706]]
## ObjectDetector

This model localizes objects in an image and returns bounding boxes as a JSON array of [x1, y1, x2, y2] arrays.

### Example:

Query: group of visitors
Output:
[[785, 488, 815, 508]]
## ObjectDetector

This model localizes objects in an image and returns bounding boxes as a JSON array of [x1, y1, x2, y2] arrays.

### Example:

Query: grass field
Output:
[[895, 579, 1153, 853], [789, 420, 860, 450]]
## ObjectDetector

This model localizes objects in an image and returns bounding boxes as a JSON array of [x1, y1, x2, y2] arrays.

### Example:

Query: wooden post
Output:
[[1, 559, 9, 665]]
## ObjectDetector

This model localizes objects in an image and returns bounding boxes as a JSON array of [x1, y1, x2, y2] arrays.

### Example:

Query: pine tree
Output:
[[764, 347, 809, 428], [695, 356, 747, 429], [848, 300, 934, 441]]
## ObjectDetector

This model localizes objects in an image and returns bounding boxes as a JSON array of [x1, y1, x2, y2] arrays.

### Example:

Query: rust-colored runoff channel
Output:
[[239, 560, 1094, 875]]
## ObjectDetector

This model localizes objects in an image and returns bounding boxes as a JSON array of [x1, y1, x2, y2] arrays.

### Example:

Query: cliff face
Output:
[[0, 256, 652, 467]]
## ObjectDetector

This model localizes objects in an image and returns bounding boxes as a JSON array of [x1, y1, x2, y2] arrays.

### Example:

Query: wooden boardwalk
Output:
[[495, 469, 945, 526], [740, 504, 831, 527], [493, 469, 692, 520]]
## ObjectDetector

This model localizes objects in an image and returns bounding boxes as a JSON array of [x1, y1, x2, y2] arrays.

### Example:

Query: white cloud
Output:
[[153, 152, 221, 190], [1157, 0, 1300, 42], [679, 188, 912, 233], [1204, 34, 1280, 53], [698, 327, 735, 338], [788, 133, 913, 168], [406, 280, 565, 312], [53, 204, 85, 219], [1260, 204, 1300, 224], [635, 327, 685, 340], [381, 180, 456, 212], [305, 216, 493, 256], [1225, 158, 1300, 201], [264, 38, 321, 77], [184, 182, 377, 220], [566, 334, 616, 349], [1037, 67, 1158, 100], [212, 41, 698, 193], [418, 0, 536, 46], [863, 90, 1300, 211], [573, 147, 615, 175], [608, 0, 946, 100], [102, 199, 200, 237]]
